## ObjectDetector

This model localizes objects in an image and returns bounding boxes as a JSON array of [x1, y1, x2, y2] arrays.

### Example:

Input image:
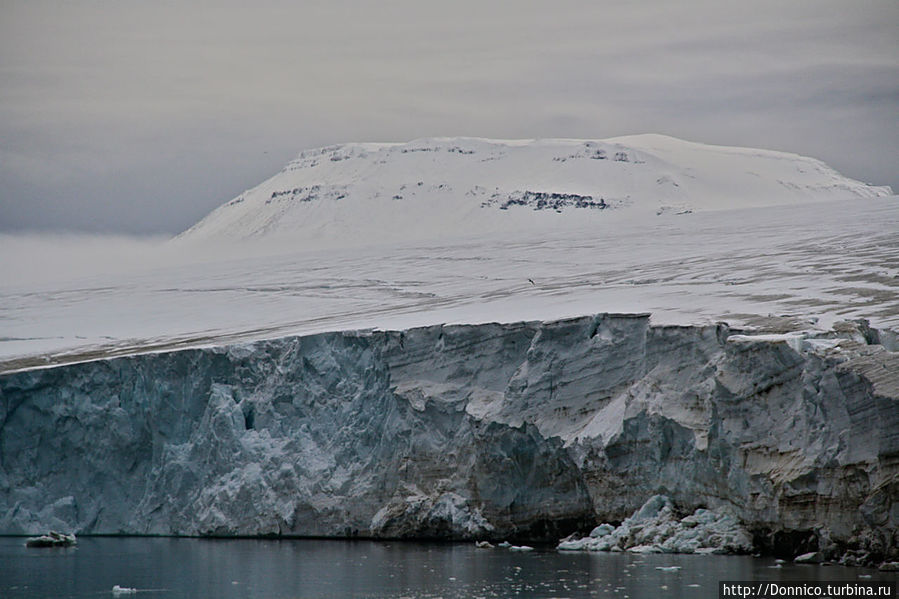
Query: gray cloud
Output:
[[1, 0, 896, 234]]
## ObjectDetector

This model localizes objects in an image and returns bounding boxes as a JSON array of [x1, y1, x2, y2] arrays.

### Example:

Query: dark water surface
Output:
[[0, 537, 893, 598]]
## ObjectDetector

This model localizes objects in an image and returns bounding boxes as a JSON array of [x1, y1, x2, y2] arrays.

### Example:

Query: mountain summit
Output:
[[178, 135, 890, 247]]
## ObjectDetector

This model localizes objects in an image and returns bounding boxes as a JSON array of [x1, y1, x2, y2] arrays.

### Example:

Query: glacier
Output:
[[2, 135, 897, 569], [2, 314, 896, 565]]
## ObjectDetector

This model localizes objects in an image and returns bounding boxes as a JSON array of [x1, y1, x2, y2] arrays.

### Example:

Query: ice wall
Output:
[[1, 315, 896, 560]]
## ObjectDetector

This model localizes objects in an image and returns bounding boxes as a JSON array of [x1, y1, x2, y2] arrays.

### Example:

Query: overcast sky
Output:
[[1, 0, 897, 235]]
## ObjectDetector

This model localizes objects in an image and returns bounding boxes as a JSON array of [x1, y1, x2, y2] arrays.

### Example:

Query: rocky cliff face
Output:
[[1, 315, 896, 561]]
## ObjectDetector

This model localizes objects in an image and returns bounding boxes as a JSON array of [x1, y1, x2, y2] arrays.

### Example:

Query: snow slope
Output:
[[0, 136, 895, 372], [177, 135, 891, 247]]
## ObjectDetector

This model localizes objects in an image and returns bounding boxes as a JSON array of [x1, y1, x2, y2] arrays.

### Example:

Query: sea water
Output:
[[0, 537, 892, 598]]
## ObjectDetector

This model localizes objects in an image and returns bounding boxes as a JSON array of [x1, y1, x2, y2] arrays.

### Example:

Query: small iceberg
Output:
[[25, 531, 77, 548], [794, 551, 823, 564], [509, 545, 534, 552], [557, 495, 752, 555], [111, 585, 138, 595]]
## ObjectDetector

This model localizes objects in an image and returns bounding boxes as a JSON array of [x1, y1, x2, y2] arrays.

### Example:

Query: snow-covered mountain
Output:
[[178, 135, 891, 246]]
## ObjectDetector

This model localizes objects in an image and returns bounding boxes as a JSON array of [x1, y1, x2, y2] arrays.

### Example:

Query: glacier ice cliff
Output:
[[1, 314, 897, 563]]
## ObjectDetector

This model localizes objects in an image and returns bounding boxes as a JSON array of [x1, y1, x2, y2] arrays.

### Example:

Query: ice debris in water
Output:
[[557, 495, 752, 554], [111, 586, 137, 595]]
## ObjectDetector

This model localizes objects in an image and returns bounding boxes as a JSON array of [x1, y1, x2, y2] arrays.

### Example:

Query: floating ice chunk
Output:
[[558, 537, 593, 551], [509, 545, 534, 551], [794, 551, 823, 564], [111, 586, 137, 595], [655, 566, 681, 572], [694, 547, 726, 555], [628, 545, 662, 554], [589, 523, 615, 538], [25, 531, 76, 547], [556, 495, 752, 555]]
